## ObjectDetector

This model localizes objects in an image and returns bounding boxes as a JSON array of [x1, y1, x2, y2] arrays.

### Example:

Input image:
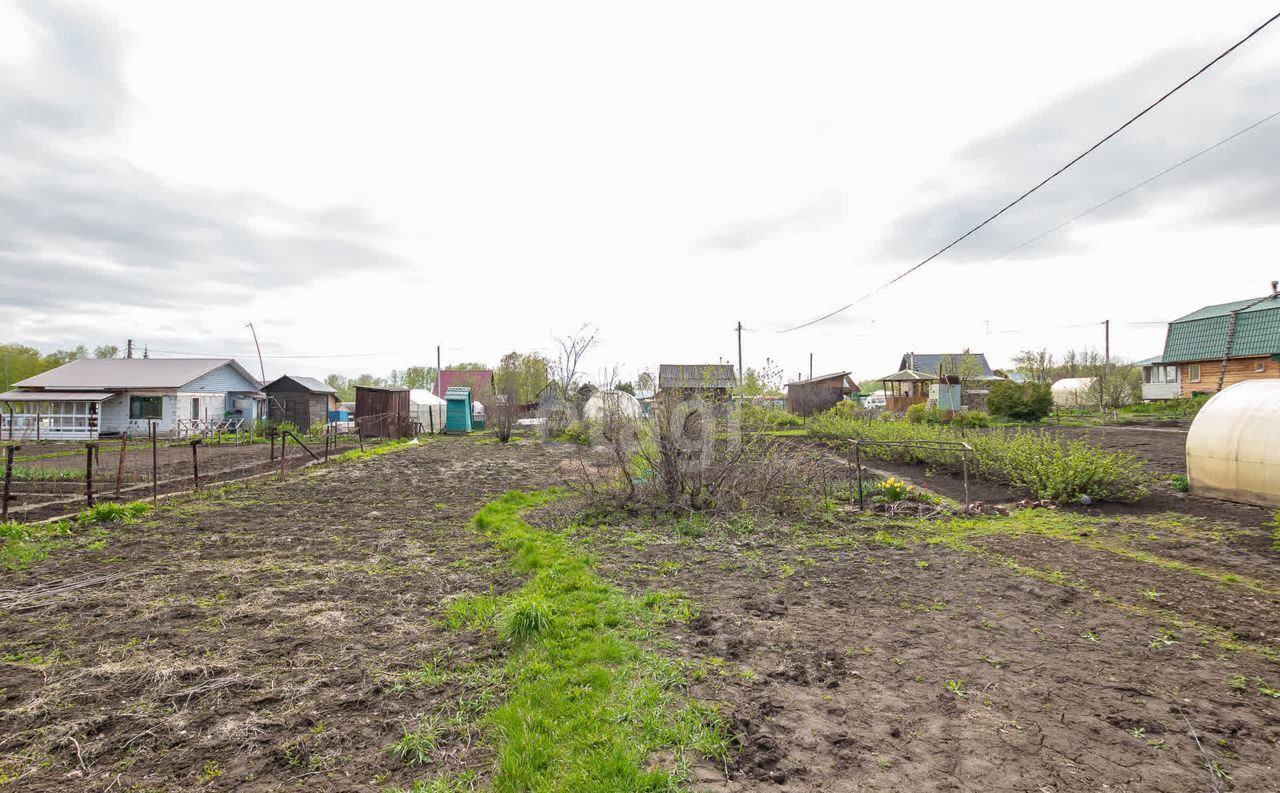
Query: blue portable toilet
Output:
[[444, 387, 473, 434]]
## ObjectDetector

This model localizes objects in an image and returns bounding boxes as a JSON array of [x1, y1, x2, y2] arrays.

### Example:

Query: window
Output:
[[1165, 366, 1178, 383], [129, 396, 163, 420], [1255, 361, 1266, 373], [1187, 364, 1201, 383]]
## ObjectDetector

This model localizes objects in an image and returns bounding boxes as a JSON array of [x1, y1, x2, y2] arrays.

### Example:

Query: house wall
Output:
[[1181, 356, 1280, 397], [183, 364, 260, 393], [116, 390, 179, 436], [178, 391, 227, 425]]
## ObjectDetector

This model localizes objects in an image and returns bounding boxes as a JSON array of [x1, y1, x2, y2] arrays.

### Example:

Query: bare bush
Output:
[[568, 390, 832, 515], [488, 381, 518, 443]]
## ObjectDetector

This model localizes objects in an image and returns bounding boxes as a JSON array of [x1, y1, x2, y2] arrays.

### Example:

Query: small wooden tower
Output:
[[444, 386, 473, 434]]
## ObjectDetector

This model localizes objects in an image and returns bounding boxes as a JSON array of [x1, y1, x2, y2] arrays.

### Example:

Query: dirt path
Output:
[[0, 437, 569, 792]]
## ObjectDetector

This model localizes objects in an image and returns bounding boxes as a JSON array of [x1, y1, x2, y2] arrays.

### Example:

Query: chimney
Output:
[[1272, 280, 1278, 297]]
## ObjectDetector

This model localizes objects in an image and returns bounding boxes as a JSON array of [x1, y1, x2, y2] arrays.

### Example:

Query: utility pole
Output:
[[735, 321, 743, 400], [809, 352, 813, 380], [436, 345, 442, 395], [246, 323, 266, 383], [126, 339, 134, 359], [1101, 319, 1110, 411]]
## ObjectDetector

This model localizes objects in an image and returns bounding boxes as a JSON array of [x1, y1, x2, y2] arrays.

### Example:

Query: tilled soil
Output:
[[572, 510, 1280, 792], [0, 437, 571, 791]]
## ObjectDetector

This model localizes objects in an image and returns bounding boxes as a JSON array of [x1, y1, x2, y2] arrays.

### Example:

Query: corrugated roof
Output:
[[785, 372, 855, 387], [14, 358, 259, 390], [883, 369, 936, 382], [289, 375, 337, 394], [1134, 355, 1166, 366], [898, 353, 995, 378], [1163, 294, 1280, 363], [444, 386, 472, 399], [0, 390, 115, 402], [658, 364, 737, 389]]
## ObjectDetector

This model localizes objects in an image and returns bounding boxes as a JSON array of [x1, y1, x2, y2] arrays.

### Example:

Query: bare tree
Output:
[[551, 324, 597, 401]]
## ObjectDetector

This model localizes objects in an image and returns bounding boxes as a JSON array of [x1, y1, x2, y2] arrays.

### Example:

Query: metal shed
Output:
[[355, 386, 412, 439], [445, 387, 473, 434]]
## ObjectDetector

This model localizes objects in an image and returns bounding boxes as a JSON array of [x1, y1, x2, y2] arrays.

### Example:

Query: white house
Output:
[[0, 358, 265, 441]]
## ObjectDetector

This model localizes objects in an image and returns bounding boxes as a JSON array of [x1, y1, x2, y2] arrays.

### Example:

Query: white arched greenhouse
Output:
[[583, 389, 643, 422], [1186, 380, 1280, 507], [409, 389, 447, 434], [1051, 377, 1096, 408]]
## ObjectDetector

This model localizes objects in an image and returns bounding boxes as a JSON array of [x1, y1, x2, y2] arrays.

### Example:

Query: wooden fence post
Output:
[[85, 443, 96, 508], [114, 432, 128, 500], [1, 445, 16, 522], [191, 439, 201, 491], [279, 433, 288, 479]]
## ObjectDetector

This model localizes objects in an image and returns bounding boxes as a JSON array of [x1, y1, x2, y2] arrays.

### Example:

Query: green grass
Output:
[[467, 490, 730, 791], [0, 519, 73, 569]]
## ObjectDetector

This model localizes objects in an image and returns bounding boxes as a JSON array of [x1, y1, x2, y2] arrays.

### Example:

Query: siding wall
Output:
[[183, 364, 260, 394], [1181, 357, 1280, 396]]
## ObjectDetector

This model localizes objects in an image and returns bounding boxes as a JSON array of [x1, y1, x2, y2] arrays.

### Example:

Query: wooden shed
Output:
[[785, 372, 859, 416], [264, 375, 339, 430], [355, 386, 412, 439], [444, 387, 473, 434]]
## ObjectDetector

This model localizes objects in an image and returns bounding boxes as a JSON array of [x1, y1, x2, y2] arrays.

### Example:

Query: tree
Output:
[[615, 382, 635, 396], [495, 352, 550, 404], [1011, 349, 1054, 383], [401, 366, 437, 390], [551, 325, 597, 401], [44, 346, 88, 366], [93, 344, 120, 359], [988, 381, 1052, 422], [636, 370, 656, 397], [937, 350, 988, 391]]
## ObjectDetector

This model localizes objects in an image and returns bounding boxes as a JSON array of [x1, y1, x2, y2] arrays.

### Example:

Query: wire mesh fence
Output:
[[1, 414, 407, 524]]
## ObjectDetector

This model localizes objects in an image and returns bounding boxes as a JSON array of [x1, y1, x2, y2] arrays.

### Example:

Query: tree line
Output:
[[0, 343, 123, 392]]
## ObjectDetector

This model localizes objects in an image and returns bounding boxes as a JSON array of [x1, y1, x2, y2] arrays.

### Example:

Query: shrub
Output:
[[558, 420, 593, 446], [904, 404, 927, 424], [810, 411, 1148, 502], [1168, 474, 1189, 492], [988, 381, 1052, 422], [738, 404, 805, 430], [952, 410, 992, 429]]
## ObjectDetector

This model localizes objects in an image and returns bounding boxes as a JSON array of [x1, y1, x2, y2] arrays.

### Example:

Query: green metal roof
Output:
[[883, 369, 936, 382], [1163, 294, 1280, 363]]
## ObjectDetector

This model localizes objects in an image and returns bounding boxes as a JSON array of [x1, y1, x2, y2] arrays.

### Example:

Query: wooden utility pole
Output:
[[735, 321, 743, 400], [1101, 318, 1110, 410], [436, 345, 442, 396], [126, 339, 133, 359], [809, 353, 813, 380], [246, 322, 266, 383]]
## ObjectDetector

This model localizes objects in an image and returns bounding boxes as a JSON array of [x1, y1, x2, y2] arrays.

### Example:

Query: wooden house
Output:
[[657, 364, 737, 401], [785, 372, 859, 416], [0, 358, 263, 441], [881, 369, 936, 412], [263, 375, 339, 429], [1147, 285, 1280, 398]]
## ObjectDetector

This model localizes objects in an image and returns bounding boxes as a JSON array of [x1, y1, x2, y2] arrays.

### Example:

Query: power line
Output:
[[991, 107, 1280, 261], [778, 9, 1280, 333]]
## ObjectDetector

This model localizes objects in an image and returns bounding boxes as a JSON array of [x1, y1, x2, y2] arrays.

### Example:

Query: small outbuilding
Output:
[[444, 387, 473, 434], [785, 372, 859, 416], [1051, 377, 1096, 408], [264, 375, 339, 430], [409, 389, 447, 434], [1186, 380, 1280, 507], [355, 386, 412, 438]]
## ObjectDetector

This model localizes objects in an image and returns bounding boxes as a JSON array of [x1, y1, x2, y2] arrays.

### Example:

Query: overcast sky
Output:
[[4, 1, 1280, 383]]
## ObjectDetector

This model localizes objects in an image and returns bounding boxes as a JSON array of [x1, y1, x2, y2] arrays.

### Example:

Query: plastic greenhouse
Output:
[[1186, 380, 1280, 507]]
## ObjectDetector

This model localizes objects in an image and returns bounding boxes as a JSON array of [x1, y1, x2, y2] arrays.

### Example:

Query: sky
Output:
[[3, 1, 1280, 384]]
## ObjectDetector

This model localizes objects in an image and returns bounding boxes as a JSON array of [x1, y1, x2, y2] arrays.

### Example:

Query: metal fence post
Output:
[[85, 443, 95, 508], [191, 439, 201, 491], [279, 433, 288, 479], [151, 422, 158, 504], [114, 432, 128, 500], [1, 445, 16, 522], [855, 442, 864, 511]]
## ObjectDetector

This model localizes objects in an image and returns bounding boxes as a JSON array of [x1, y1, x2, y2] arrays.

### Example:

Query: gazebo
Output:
[[882, 369, 937, 413]]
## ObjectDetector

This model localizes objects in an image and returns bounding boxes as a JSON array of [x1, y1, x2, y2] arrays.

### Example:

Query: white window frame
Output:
[[1188, 364, 1201, 383]]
